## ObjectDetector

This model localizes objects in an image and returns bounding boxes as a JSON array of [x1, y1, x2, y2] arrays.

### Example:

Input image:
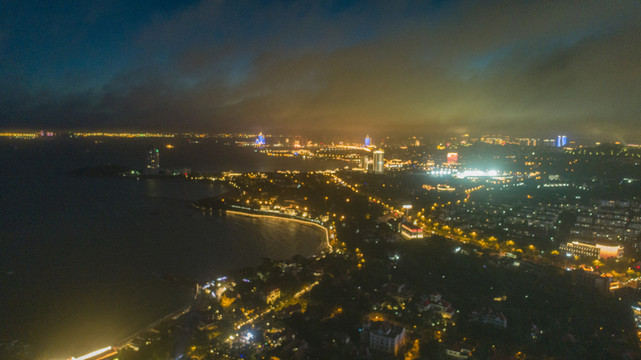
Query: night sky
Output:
[[1, 1, 640, 140]]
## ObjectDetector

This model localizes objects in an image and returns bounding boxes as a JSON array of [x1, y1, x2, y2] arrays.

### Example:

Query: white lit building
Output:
[[445, 345, 473, 359], [417, 293, 455, 319], [360, 321, 406, 356], [361, 154, 371, 171], [559, 241, 623, 259], [373, 149, 384, 174]]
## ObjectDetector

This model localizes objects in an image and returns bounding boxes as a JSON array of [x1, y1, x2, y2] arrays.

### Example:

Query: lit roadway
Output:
[[224, 280, 321, 345], [329, 173, 531, 253], [328, 173, 634, 281]]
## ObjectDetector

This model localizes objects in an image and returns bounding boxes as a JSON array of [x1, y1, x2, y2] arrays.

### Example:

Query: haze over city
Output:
[[3, 2, 641, 360], [1, 0, 640, 140]]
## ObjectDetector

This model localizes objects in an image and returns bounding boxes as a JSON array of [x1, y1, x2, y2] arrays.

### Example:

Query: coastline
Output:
[[1, 140, 348, 360], [225, 208, 333, 254], [64, 204, 332, 360]]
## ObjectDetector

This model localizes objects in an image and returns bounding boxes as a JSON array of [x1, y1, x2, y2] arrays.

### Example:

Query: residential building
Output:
[[360, 321, 406, 356], [417, 293, 455, 319], [373, 149, 385, 174], [470, 309, 507, 328], [445, 343, 473, 359]]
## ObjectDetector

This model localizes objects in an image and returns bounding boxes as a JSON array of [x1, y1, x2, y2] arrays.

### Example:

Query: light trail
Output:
[[71, 346, 115, 360], [231, 280, 321, 332]]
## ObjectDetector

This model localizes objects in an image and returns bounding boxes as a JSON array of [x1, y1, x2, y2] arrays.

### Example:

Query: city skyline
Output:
[[3, 3, 641, 356], [1, 129, 628, 148], [2, 119, 641, 359], [1, 1, 640, 140]]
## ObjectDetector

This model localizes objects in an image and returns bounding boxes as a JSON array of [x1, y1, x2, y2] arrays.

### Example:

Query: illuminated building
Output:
[[360, 321, 406, 356], [445, 345, 473, 359], [361, 154, 371, 171], [417, 293, 455, 319], [255, 132, 266, 146], [543, 139, 556, 147], [386, 159, 410, 170], [517, 138, 537, 146], [556, 135, 568, 147], [146, 146, 160, 172], [400, 222, 423, 239], [447, 152, 459, 164], [373, 149, 384, 174], [570, 203, 641, 243], [559, 241, 623, 259], [365, 135, 371, 146]]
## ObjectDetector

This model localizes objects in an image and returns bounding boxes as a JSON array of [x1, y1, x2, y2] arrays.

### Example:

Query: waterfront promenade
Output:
[[225, 207, 333, 253]]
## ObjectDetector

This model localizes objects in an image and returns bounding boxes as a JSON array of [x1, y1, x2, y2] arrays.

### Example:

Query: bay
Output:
[[0, 138, 344, 359]]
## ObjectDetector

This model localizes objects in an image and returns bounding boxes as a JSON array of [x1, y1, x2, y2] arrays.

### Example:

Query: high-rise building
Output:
[[361, 154, 370, 171], [365, 135, 371, 146], [146, 146, 160, 171], [556, 135, 568, 147], [373, 149, 384, 174], [517, 138, 537, 147], [543, 139, 556, 147]]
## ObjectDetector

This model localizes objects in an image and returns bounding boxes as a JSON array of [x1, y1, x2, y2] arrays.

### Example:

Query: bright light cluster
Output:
[[453, 170, 499, 179]]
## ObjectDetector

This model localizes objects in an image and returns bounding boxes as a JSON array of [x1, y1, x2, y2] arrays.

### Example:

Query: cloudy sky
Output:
[[1, 0, 640, 140]]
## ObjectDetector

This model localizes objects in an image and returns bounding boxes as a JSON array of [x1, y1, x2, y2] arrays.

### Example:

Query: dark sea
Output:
[[0, 137, 345, 359]]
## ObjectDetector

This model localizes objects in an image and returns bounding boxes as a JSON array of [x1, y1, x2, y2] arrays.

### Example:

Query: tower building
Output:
[[256, 132, 266, 146], [373, 149, 384, 174], [361, 154, 370, 171]]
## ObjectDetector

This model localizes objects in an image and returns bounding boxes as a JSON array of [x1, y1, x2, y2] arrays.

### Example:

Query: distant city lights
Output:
[[453, 170, 499, 178], [255, 132, 266, 146]]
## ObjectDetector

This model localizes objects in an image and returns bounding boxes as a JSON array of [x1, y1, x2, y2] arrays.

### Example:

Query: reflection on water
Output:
[[0, 139, 336, 358]]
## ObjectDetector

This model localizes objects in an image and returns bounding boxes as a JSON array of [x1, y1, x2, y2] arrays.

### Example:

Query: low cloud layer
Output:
[[1, 0, 640, 140]]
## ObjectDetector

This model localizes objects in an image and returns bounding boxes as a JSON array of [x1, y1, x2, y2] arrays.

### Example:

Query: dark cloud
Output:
[[1, 0, 639, 141]]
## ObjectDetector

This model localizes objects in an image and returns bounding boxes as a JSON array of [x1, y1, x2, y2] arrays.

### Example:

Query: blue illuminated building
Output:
[[256, 132, 266, 146]]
